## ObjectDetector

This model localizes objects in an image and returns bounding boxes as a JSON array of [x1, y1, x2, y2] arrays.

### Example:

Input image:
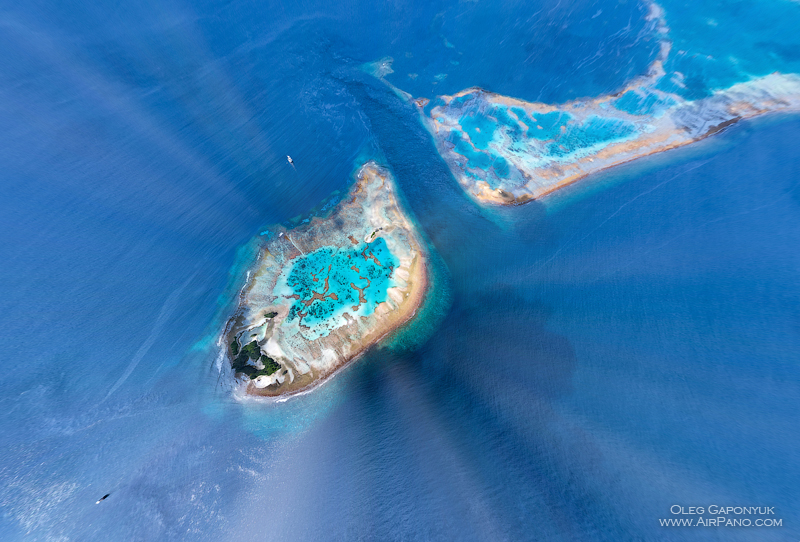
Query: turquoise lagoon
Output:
[[511, 109, 571, 141], [284, 238, 398, 337], [443, 102, 640, 192], [612, 89, 675, 116], [452, 103, 637, 162], [545, 116, 636, 158]]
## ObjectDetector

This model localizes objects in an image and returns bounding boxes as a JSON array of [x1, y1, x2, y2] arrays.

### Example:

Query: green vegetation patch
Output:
[[230, 339, 282, 380], [231, 353, 251, 372], [240, 340, 261, 360], [260, 355, 281, 376]]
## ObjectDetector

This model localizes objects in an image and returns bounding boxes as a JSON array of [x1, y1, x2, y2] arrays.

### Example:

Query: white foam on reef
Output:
[[417, 1, 800, 205], [214, 342, 225, 372]]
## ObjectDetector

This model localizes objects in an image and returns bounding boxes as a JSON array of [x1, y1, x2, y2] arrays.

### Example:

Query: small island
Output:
[[224, 161, 427, 397], [420, 2, 800, 206]]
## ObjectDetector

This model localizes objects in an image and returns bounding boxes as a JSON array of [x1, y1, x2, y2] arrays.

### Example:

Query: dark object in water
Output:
[[95, 493, 110, 504]]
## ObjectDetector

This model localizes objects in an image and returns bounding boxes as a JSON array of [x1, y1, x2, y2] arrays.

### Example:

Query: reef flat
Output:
[[420, 3, 800, 205], [225, 162, 427, 397]]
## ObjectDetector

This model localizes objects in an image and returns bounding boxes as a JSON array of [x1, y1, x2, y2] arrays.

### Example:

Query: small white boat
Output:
[[287, 155, 293, 164]]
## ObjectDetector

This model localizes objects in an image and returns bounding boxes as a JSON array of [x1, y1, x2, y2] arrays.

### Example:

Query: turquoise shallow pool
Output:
[[448, 102, 638, 177], [613, 89, 675, 116], [459, 112, 496, 150], [512, 108, 572, 140], [285, 237, 397, 335], [546, 115, 636, 158], [448, 131, 493, 170]]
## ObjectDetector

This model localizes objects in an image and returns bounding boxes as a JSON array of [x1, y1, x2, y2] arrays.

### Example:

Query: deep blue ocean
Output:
[[1, 0, 799, 540]]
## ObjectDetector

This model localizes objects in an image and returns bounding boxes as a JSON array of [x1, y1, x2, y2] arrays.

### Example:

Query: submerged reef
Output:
[[225, 162, 427, 397], [420, 2, 800, 205]]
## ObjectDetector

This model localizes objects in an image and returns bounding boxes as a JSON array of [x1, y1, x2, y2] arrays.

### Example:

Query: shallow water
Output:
[[284, 238, 397, 333], [1, 0, 799, 540], [657, 0, 800, 97]]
